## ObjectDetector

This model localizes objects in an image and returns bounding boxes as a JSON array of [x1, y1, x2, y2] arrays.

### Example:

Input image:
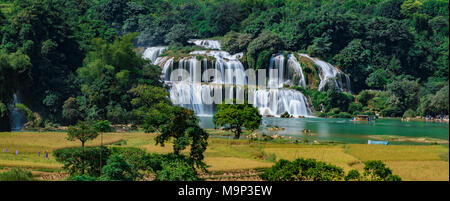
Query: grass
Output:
[[0, 132, 123, 170], [0, 131, 448, 181]]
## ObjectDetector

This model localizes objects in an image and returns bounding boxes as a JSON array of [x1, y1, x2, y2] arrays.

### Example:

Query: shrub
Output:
[[363, 160, 401, 181], [110, 147, 153, 172], [54, 146, 110, 177], [260, 158, 345, 181], [71, 175, 97, 181], [0, 168, 34, 181], [98, 154, 140, 181], [345, 169, 361, 181], [154, 155, 200, 181], [402, 109, 416, 118]]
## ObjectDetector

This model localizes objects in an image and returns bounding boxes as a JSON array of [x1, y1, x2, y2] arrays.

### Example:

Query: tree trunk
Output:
[[81, 140, 85, 175], [234, 126, 241, 139]]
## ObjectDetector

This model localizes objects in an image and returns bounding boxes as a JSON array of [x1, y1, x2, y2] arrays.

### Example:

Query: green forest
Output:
[[0, 0, 449, 132]]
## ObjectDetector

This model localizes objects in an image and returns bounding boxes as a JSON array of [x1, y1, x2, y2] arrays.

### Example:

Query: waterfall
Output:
[[287, 54, 307, 88], [143, 46, 168, 64], [188, 39, 222, 50], [142, 39, 359, 117], [9, 94, 25, 131], [251, 89, 311, 117], [269, 54, 286, 88], [152, 44, 312, 117], [299, 53, 351, 92]]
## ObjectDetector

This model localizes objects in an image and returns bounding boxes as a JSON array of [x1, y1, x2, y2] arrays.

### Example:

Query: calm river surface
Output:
[[198, 117, 449, 144]]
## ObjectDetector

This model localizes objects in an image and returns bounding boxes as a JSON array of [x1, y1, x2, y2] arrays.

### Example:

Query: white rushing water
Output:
[[188, 39, 222, 50], [142, 46, 168, 64], [9, 94, 25, 131], [298, 53, 351, 92], [144, 40, 352, 117], [287, 54, 307, 88]]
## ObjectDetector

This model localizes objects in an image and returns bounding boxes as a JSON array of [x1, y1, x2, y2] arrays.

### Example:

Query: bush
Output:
[[0, 168, 34, 181], [110, 147, 153, 172], [363, 160, 401, 181], [345, 169, 361, 181], [260, 158, 345, 181], [71, 175, 97, 181], [154, 155, 200, 181], [402, 109, 416, 118], [54, 146, 111, 177], [98, 154, 140, 181]]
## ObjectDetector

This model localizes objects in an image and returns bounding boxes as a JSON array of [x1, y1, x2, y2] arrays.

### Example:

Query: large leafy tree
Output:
[[129, 84, 208, 169], [67, 121, 99, 149], [213, 101, 262, 139]]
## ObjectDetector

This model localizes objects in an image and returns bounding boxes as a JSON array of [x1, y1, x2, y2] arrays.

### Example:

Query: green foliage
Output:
[[386, 78, 420, 114], [403, 109, 416, 118], [345, 169, 362, 181], [260, 158, 345, 181], [154, 155, 200, 181], [14, 103, 34, 123], [246, 31, 284, 70], [71, 174, 97, 181], [54, 146, 111, 177], [77, 33, 156, 123], [213, 101, 262, 139], [0, 49, 32, 130], [98, 154, 140, 181], [164, 24, 194, 46], [110, 147, 154, 172], [67, 121, 99, 148], [363, 160, 402, 181], [0, 168, 33, 181], [93, 120, 113, 132], [221, 31, 252, 54]]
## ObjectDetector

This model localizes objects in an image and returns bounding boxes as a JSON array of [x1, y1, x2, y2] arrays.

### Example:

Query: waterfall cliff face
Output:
[[9, 94, 25, 131], [188, 39, 222, 50], [143, 39, 352, 117], [143, 46, 168, 64], [298, 54, 351, 93]]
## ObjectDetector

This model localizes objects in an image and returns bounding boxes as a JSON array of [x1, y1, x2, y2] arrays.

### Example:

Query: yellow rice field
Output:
[[0, 131, 448, 181]]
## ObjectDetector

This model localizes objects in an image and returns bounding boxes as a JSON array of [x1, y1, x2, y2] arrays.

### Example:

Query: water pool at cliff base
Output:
[[198, 117, 449, 144]]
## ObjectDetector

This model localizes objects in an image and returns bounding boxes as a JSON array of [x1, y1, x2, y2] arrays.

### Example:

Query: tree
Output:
[[67, 121, 99, 149], [221, 31, 252, 54], [213, 101, 262, 139], [129, 85, 208, 168], [386, 78, 420, 114], [164, 24, 194, 46], [155, 106, 209, 169], [246, 31, 284, 70], [99, 154, 140, 181], [363, 160, 401, 181], [54, 146, 110, 177], [62, 97, 81, 125]]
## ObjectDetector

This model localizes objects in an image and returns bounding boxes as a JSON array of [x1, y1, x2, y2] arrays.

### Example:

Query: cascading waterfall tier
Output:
[[188, 39, 222, 50], [143, 40, 352, 117], [142, 46, 168, 64], [9, 94, 25, 131], [298, 53, 351, 93]]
